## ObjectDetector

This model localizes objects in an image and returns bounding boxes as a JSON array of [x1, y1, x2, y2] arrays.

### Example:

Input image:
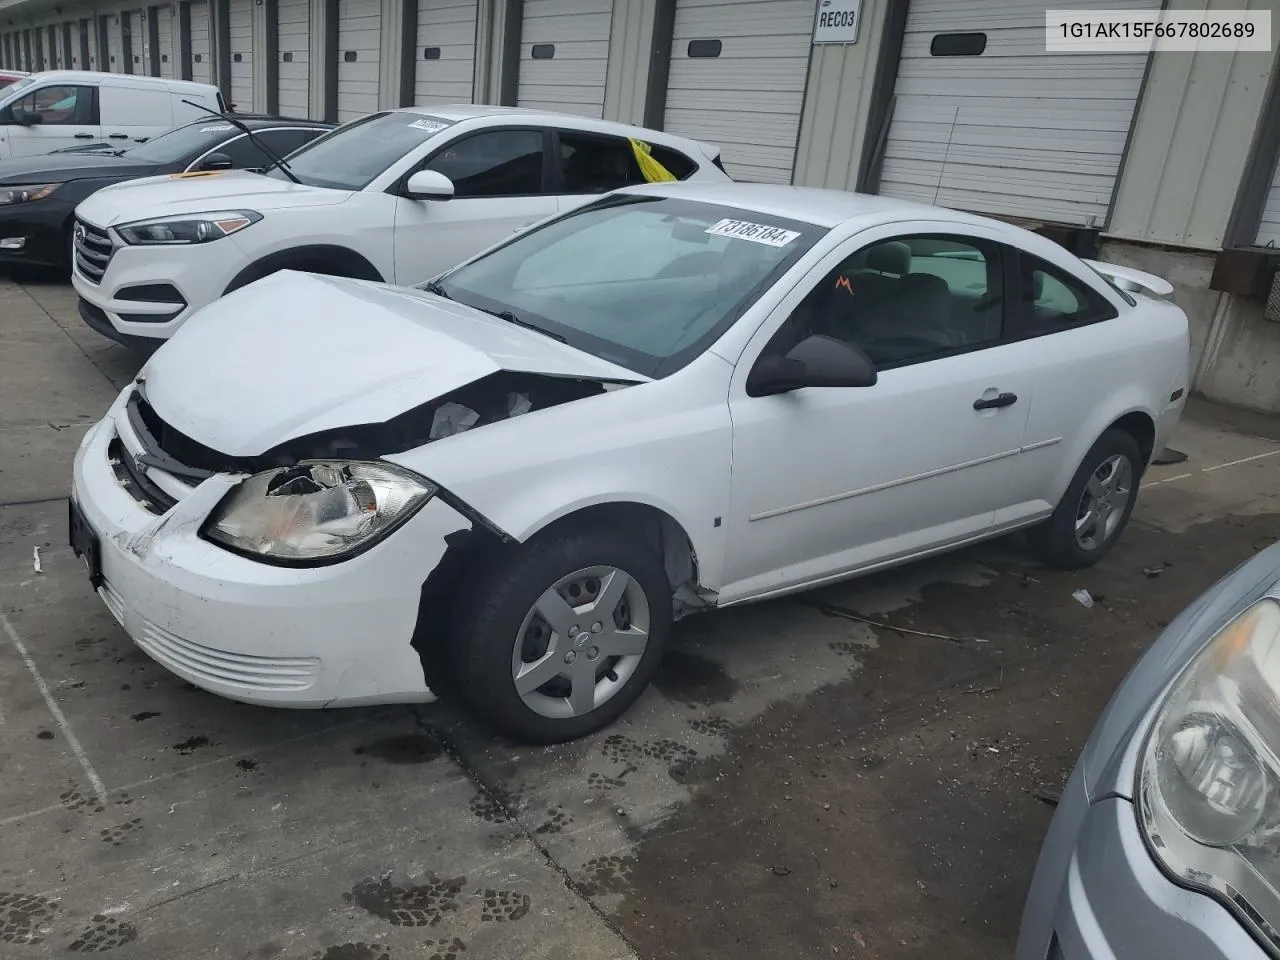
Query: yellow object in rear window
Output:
[[629, 139, 677, 183]]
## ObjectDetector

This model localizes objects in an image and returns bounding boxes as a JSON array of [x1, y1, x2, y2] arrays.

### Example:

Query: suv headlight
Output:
[[201, 461, 435, 563], [1140, 597, 1280, 950], [0, 183, 56, 204], [116, 210, 262, 245]]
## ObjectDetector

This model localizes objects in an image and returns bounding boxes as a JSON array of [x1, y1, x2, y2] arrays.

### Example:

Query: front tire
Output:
[[451, 526, 671, 744], [1031, 428, 1142, 569]]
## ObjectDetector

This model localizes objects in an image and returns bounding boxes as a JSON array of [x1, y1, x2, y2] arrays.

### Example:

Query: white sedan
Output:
[[70, 182, 1190, 742]]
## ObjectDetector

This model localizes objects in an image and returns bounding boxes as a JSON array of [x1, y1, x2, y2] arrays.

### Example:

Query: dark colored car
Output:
[[0, 114, 332, 272], [0, 71, 26, 90]]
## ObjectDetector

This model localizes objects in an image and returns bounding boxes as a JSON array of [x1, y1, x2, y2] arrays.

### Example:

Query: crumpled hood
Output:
[[0, 152, 159, 184], [76, 170, 350, 226], [139, 270, 644, 457]]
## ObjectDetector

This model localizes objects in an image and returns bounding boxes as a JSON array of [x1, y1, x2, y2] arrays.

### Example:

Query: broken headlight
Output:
[[1139, 598, 1280, 951], [202, 461, 435, 562]]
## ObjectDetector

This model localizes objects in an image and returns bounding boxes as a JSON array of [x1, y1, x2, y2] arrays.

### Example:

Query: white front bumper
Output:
[[71, 232, 250, 342], [70, 401, 466, 707]]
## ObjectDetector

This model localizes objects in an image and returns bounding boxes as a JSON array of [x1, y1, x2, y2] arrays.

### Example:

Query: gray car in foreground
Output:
[[1018, 541, 1280, 960]]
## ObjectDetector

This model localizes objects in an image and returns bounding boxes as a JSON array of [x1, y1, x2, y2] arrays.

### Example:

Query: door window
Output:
[[557, 131, 698, 193], [423, 129, 545, 198], [1014, 253, 1118, 334], [770, 235, 1006, 369], [12, 84, 96, 124]]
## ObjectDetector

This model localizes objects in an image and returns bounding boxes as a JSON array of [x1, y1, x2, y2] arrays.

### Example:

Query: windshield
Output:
[[266, 111, 453, 190], [124, 120, 239, 164], [0, 75, 37, 105], [434, 196, 825, 377]]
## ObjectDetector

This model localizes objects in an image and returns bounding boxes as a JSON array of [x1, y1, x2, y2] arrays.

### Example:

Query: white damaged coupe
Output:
[[70, 182, 1191, 742]]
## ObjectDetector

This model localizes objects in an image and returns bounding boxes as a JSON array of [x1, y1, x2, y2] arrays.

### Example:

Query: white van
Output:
[[0, 71, 224, 160]]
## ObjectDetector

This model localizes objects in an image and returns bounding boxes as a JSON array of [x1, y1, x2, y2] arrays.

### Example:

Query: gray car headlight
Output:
[[1139, 597, 1280, 949], [202, 461, 435, 563], [0, 183, 56, 204], [116, 210, 262, 245]]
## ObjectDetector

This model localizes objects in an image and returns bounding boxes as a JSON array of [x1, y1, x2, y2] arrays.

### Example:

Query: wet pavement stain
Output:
[[423, 938, 467, 960], [652, 649, 738, 705], [236, 758, 259, 772], [129, 711, 160, 722], [67, 915, 137, 953], [533, 805, 572, 835], [353, 735, 442, 765], [309, 944, 391, 960], [59, 789, 104, 814], [99, 818, 142, 846], [172, 736, 210, 754], [479, 889, 530, 922], [36, 730, 54, 740], [343, 875, 466, 927], [0, 892, 58, 945], [578, 855, 636, 898]]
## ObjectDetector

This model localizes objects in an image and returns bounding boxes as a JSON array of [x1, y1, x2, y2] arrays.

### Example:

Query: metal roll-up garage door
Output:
[[188, 1, 212, 83], [107, 14, 124, 72], [876, 0, 1159, 228], [277, 0, 310, 117], [414, 0, 476, 106], [229, 0, 254, 110], [516, 0, 612, 118], [662, 0, 814, 183], [337, 0, 381, 121], [46, 25, 59, 68], [156, 6, 175, 77]]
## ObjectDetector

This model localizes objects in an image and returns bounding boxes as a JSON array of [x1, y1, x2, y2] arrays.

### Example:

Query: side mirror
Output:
[[745, 335, 877, 398], [405, 169, 454, 201], [197, 152, 233, 171], [11, 106, 38, 126]]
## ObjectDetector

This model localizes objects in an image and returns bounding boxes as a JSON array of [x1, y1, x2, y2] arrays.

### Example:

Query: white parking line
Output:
[[1201, 448, 1280, 472], [1141, 472, 1193, 489], [0, 608, 108, 806]]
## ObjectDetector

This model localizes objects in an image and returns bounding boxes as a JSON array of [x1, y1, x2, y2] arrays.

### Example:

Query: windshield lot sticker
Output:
[[408, 118, 449, 134], [705, 219, 800, 247]]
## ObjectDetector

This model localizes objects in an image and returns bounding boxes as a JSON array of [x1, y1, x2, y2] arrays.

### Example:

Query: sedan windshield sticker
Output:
[[408, 118, 449, 134], [705, 218, 801, 247]]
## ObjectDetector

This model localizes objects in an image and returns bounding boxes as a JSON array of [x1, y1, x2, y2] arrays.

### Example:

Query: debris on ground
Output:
[[771, 865, 793, 877], [804, 600, 989, 643], [1152, 447, 1189, 465], [1072, 589, 1094, 609], [1033, 787, 1062, 806], [1143, 561, 1173, 578], [32, 546, 42, 574]]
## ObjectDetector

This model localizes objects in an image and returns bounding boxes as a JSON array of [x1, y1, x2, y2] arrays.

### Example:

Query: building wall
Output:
[[792, 0, 892, 192], [1106, 0, 1280, 249], [601, 0, 658, 126]]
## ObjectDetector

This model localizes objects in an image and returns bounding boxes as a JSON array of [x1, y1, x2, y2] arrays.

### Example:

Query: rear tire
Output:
[[1031, 428, 1142, 569], [450, 526, 671, 744]]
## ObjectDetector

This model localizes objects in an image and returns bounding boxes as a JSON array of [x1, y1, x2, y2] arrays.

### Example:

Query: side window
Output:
[[559, 131, 642, 193], [15, 84, 95, 125], [650, 145, 697, 180], [212, 133, 271, 168], [558, 132, 700, 194], [257, 127, 326, 158], [774, 235, 1005, 369], [423, 129, 544, 198], [1016, 253, 1118, 334]]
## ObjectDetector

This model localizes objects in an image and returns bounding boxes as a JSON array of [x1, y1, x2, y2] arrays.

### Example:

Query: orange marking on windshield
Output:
[[835, 275, 854, 295]]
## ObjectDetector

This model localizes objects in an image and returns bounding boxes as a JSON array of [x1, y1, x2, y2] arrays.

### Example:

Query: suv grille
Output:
[[74, 219, 114, 283]]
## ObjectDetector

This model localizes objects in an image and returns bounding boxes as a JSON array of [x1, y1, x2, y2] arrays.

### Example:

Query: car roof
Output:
[[389, 103, 717, 154], [613, 180, 1016, 233], [19, 70, 217, 92], [205, 114, 333, 128]]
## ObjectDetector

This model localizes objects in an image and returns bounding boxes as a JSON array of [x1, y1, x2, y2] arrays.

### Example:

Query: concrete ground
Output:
[[3, 270, 1280, 960]]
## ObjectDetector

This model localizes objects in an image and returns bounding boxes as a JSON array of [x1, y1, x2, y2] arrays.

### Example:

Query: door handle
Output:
[[973, 392, 1018, 411], [107, 133, 129, 140], [74, 132, 94, 139]]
